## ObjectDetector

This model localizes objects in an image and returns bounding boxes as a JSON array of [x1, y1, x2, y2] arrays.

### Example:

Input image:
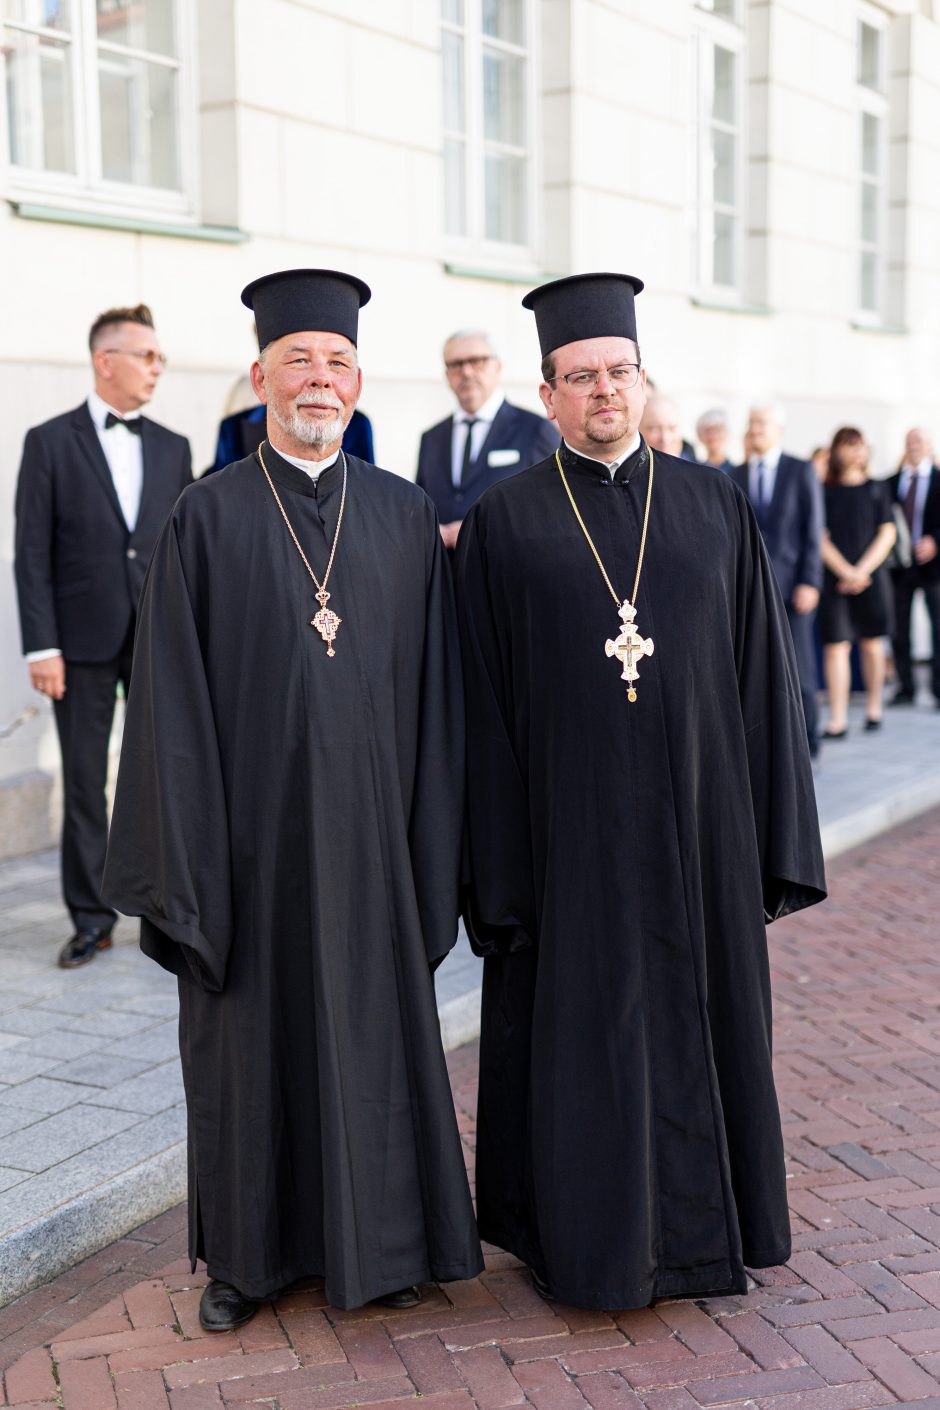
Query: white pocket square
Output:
[[488, 449, 521, 467]]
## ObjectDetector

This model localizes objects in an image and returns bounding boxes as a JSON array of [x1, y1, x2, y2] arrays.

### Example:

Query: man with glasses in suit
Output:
[[14, 303, 192, 968], [417, 328, 558, 549]]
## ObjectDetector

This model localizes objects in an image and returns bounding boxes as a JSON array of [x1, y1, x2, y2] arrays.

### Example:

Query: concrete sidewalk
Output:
[[0, 695, 937, 1309]]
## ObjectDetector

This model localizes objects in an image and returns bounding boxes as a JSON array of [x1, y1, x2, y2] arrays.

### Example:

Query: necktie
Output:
[[454, 418, 478, 487], [903, 471, 919, 534], [105, 412, 142, 436], [755, 459, 768, 526]]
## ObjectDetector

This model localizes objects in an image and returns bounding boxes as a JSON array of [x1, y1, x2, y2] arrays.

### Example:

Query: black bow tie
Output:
[[104, 412, 142, 435]]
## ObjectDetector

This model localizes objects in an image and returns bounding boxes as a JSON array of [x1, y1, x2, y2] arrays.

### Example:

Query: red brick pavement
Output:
[[3, 808, 940, 1408]]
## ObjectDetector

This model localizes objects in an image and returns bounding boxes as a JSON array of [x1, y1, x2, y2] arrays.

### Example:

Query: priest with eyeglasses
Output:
[[454, 271, 826, 1310], [103, 269, 482, 1328]]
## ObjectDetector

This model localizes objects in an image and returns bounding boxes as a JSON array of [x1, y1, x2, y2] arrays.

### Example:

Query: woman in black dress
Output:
[[820, 427, 896, 736]]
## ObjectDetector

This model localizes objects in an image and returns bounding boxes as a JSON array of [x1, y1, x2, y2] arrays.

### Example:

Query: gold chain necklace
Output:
[[258, 440, 347, 656], [555, 446, 655, 702]]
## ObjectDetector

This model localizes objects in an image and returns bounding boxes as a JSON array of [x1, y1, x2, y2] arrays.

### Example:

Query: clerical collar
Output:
[[455, 388, 504, 427], [88, 390, 142, 431], [270, 443, 341, 481], [562, 433, 643, 480]]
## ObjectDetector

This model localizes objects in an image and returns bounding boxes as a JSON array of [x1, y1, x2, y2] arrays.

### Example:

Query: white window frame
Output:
[[0, 1, 198, 223], [692, 0, 747, 304], [855, 3, 889, 325], [441, 1, 539, 269]]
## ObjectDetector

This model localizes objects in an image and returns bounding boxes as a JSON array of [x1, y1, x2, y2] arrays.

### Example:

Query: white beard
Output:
[[271, 401, 346, 450]]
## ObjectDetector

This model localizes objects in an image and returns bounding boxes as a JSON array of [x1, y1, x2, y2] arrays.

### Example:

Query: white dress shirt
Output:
[[27, 392, 145, 663], [899, 458, 933, 542], [748, 445, 782, 507], [451, 389, 505, 487], [563, 432, 642, 479], [275, 445, 341, 481]]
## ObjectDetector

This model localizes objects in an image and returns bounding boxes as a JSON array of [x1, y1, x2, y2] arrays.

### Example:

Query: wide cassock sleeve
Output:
[[102, 511, 232, 992], [453, 506, 536, 957], [408, 516, 466, 969], [735, 495, 827, 922]]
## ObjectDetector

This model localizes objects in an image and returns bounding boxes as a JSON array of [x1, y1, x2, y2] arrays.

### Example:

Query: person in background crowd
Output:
[[205, 374, 374, 474], [731, 405, 824, 757], [640, 393, 692, 460], [811, 446, 830, 483], [819, 427, 896, 737], [417, 329, 558, 549], [888, 427, 940, 707], [696, 409, 734, 472], [13, 303, 192, 969]]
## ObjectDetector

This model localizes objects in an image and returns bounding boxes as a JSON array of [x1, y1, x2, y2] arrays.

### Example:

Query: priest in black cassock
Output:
[[454, 272, 826, 1310], [103, 269, 483, 1330]]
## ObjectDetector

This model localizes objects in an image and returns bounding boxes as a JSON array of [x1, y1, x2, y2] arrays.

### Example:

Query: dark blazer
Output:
[[888, 467, 940, 583], [730, 453, 824, 600], [417, 399, 559, 524], [14, 401, 192, 662]]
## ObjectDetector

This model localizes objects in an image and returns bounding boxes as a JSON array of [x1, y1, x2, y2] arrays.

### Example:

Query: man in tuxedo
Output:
[[888, 427, 940, 706], [730, 404, 824, 756], [417, 329, 558, 548], [14, 303, 192, 968]]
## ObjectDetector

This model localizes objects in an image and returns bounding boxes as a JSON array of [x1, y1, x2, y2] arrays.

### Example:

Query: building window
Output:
[[693, 1, 745, 298], [856, 11, 888, 320], [2, 0, 196, 218], [441, 0, 536, 260]]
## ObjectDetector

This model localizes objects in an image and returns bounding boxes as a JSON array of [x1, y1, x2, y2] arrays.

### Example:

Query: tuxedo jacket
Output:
[[14, 401, 192, 662], [730, 453, 824, 600], [887, 466, 940, 584], [417, 399, 559, 524]]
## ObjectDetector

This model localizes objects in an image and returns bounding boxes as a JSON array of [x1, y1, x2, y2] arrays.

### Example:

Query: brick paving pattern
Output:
[[1, 808, 940, 1407]]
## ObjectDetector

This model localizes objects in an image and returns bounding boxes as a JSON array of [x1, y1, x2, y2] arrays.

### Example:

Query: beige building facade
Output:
[[0, 0, 938, 850]]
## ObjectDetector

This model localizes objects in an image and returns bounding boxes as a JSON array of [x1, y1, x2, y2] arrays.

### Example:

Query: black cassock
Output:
[[454, 440, 826, 1310], [104, 447, 483, 1309]]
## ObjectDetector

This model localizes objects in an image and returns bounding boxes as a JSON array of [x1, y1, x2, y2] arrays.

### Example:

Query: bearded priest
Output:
[[454, 271, 826, 1310], [103, 269, 482, 1328]]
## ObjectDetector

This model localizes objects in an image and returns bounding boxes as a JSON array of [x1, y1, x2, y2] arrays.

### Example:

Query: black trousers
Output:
[[53, 624, 134, 933], [785, 604, 819, 755], [891, 569, 940, 699]]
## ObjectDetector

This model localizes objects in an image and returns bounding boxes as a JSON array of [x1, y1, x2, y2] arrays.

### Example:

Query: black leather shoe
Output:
[[58, 929, 113, 969], [530, 1268, 555, 1301], [375, 1285, 422, 1309], [889, 690, 915, 706], [199, 1279, 258, 1332]]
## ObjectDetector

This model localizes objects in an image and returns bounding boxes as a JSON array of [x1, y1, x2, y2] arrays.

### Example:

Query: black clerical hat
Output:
[[522, 272, 644, 357], [241, 268, 372, 349]]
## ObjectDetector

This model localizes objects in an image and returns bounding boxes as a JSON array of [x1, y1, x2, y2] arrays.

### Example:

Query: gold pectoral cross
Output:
[[605, 600, 654, 702], [311, 588, 342, 657]]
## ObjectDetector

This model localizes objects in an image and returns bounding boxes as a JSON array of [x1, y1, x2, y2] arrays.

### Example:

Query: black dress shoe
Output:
[[58, 929, 113, 969], [199, 1279, 258, 1332], [823, 727, 848, 739], [375, 1285, 422, 1309], [530, 1268, 555, 1301], [889, 690, 915, 706], [865, 717, 882, 731]]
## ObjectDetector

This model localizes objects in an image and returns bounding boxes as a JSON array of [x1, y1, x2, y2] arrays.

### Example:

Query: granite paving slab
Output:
[[0, 691, 936, 1308]]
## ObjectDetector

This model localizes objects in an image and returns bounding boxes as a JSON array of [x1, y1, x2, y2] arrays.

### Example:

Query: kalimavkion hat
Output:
[[240, 268, 372, 349], [522, 272, 644, 357]]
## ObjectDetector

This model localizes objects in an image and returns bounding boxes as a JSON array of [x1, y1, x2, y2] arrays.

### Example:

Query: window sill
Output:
[[10, 201, 248, 243], [850, 319, 908, 336], [444, 259, 549, 287], [690, 295, 773, 317]]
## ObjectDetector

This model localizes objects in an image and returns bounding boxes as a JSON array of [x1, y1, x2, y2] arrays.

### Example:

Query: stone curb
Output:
[[4, 780, 940, 1311]]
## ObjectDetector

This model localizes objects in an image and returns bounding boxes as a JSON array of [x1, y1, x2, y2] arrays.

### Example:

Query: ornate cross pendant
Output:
[[605, 600, 654, 702], [311, 588, 342, 657]]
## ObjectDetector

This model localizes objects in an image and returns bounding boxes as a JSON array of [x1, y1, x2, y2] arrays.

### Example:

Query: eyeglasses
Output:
[[548, 363, 641, 395], [445, 355, 496, 373], [103, 349, 168, 368]]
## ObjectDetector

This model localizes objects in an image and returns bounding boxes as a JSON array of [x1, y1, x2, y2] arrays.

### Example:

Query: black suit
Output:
[[14, 401, 192, 932], [888, 466, 940, 700], [730, 453, 824, 752], [417, 399, 559, 525]]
